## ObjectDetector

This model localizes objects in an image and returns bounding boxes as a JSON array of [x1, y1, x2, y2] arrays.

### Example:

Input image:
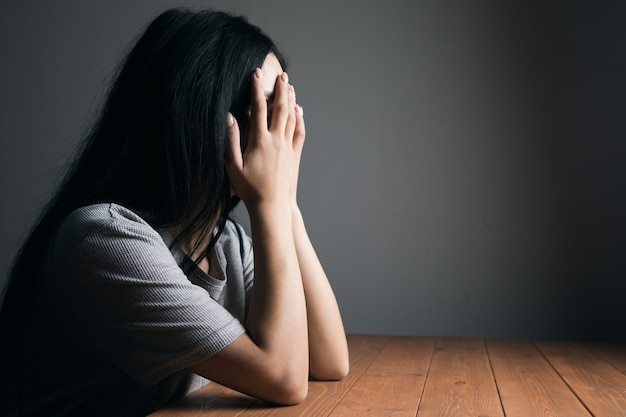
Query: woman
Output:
[[0, 8, 349, 416]]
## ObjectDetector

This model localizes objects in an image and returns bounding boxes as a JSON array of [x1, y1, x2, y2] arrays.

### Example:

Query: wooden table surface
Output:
[[150, 334, 626, 416]]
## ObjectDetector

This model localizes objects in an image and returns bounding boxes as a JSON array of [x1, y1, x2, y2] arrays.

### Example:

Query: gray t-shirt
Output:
[[24, 203, 254, 416]]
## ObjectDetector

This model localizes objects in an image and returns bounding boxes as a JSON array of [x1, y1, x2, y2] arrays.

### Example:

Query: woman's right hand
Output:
[[226, 68, 304, 210]]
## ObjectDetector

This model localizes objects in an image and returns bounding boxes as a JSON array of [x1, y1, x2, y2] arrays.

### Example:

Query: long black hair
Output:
[[0, 7, 285, 411]]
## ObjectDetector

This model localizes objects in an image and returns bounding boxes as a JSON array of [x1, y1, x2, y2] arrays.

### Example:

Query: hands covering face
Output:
[[226, 57, 305, 208]]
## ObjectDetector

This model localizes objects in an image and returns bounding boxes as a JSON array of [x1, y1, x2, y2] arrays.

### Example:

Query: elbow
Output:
[[310, 358, 350, 381], [268, 376, 309, 405], [329, 361, 350, 381], [309, 338, 350, 381], [262, 361, 309, 405], [276, 384, 308, 406]]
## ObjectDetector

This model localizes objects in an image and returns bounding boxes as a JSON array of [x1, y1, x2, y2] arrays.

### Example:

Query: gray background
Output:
[[1, 1, 625, 341]]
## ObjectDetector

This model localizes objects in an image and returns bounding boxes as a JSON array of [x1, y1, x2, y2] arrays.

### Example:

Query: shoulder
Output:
[[55, 203, 161, 253], [62, 203, 151, 230]]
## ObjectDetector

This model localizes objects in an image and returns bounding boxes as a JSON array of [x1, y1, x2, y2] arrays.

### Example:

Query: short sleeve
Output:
[[56, 204, 246, 387], [214, 220, 255, 322]]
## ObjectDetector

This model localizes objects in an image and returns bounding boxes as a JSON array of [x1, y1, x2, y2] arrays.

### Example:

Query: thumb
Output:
[[225, 113, 243, 170]]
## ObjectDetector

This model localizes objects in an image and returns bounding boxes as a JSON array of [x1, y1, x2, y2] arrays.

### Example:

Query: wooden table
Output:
[[150, 334, 626, 416]]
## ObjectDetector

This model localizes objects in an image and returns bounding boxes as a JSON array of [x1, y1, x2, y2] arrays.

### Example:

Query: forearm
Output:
[[246, 202, 309, 382], [291, 205, 349, 380], [198, 62, 311, 404]]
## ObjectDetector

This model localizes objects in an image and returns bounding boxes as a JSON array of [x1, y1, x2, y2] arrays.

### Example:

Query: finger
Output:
[[249, 68, 268, 137], [269, 72, 291, 133], [283, 85, 297, 139], [225, 113, 243, 170], [293, 104, 306, 151]]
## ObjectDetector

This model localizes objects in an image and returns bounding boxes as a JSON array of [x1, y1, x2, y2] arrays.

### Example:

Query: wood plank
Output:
[[585, 342, 626, 376], [239, 334, 391, 416], [149, 382, 255, 417], [417, 337, 504, 417], [487, 339, 591, 417], [535, 341, 626, 417], [150, 334, 389, 417], [329, 336, 435, 417]]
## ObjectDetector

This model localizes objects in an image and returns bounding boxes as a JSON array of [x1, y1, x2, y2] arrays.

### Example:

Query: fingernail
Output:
[[289, 86, 295, 97], [255, 68, 262, 79], [227, 113, 235, 126], [297, 105, 304, 116], [281, 72, 289, 82]]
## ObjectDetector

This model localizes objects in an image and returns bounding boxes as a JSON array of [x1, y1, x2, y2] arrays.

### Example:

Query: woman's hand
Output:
[[195, 63, 346, 405], [226, 68, 304, 209], [288, 89, 305, 205], [193, 62, 309, 405]]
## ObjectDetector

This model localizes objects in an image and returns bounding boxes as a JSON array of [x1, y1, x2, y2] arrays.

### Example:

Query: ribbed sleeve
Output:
[[56, 203, 248, 387]]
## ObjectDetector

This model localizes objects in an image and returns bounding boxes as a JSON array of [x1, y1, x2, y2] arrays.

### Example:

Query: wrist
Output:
[[247, 198, 292, 224]]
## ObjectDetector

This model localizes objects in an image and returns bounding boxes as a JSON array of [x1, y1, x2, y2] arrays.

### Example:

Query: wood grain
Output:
[[535, 341, 626, 417], [585, 342, 626, 376], [417, 337, 504, 417], [149, 336, 626, 416], [329, 336, 435, 416], [487, 339, 591, 417]]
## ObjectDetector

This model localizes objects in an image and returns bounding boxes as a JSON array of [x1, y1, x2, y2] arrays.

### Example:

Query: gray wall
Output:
[[1, 1, 625, 341]]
